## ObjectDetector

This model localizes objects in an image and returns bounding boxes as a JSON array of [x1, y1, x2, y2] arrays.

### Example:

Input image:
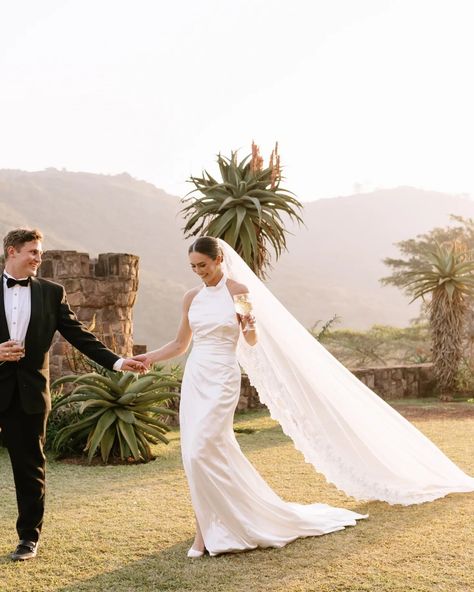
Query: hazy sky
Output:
[[1, 0, 473, 201]]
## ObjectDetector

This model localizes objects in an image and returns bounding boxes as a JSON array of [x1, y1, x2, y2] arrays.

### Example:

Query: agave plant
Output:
[[182, 142, 303, 278], [397, 242, 474, 398], [51, 369, 180, 463]]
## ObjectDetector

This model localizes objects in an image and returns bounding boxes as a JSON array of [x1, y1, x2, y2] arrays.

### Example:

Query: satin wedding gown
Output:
[[180, 274, 367, 556]]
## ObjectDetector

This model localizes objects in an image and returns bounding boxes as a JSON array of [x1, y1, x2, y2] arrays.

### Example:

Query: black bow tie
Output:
[[5, 276, 30, 288]]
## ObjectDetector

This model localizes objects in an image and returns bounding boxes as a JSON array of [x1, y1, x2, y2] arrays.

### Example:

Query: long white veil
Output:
[[219, 239, 474, 505]]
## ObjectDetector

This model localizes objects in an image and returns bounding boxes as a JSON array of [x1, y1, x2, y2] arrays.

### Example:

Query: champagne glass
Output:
[[13, 339, 25, 359], [233, 294, 256, 332]]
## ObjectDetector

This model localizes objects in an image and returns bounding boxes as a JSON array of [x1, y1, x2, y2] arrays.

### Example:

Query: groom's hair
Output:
[[189, 236, 222, 260], [3, 228, 44, 259]]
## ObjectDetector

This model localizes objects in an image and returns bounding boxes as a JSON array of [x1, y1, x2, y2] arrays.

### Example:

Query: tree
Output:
[[381, 216, 474, 291], [181, 142, 303, 278], [383, 241, 474, 399]]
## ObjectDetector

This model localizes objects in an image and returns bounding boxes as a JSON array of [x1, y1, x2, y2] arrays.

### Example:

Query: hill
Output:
[[267, 187, 474, 330], [1, 169, 473, 347]]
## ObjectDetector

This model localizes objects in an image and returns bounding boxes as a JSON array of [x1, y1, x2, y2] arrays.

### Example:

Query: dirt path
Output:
[[393, 401, 474, 420]]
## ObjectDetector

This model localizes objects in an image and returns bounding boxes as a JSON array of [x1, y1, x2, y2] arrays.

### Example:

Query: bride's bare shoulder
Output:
[[183, 286, 202, 307], [226, 278, 249, 296]]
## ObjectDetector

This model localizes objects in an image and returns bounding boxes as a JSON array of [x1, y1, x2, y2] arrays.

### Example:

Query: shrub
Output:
[[51, 368, 180, 464], [45, 390, 83, 455]]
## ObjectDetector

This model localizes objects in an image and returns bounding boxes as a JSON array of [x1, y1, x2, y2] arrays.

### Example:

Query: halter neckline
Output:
[[204, 273, 227, 290]]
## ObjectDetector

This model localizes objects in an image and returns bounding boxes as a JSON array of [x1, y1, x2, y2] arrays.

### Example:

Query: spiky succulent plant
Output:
[[51, 369, 180, 463], [181, 142, 303, 278]]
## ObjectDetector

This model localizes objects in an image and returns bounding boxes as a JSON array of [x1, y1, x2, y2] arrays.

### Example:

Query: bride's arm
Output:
[[133, 289, 196, 367]]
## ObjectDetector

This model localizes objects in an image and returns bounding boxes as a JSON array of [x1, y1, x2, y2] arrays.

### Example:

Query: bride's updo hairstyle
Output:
[[188, 236, 223, 260]]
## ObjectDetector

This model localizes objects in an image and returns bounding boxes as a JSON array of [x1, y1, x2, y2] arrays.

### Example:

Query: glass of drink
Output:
[[13, 339, 25, 358], [0, 339, 25, 365], [233, 294, 256, 332]]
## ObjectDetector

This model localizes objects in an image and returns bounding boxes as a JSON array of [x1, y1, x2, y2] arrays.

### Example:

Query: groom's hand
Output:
[[122, 358, 147, 373], [132, 353, 152, 370]]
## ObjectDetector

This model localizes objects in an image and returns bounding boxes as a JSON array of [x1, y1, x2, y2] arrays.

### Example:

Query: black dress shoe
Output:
[[11, 540, 39, 561]]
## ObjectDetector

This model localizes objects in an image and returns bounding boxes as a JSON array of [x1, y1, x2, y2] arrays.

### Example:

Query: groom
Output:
[[0, 227, 145, 561]]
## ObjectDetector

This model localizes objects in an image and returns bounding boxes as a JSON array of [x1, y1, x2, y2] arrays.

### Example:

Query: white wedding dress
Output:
[[180, 274, 367, 556]]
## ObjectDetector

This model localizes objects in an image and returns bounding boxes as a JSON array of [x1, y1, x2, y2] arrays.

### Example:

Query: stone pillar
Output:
[[38, 250, 139, 381]]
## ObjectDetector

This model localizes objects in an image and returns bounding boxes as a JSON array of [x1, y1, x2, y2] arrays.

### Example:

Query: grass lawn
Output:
[[1, 400, 473, 592]]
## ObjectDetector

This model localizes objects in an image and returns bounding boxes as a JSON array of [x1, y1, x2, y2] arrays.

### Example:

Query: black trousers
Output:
[[0, 383, 48, 542]]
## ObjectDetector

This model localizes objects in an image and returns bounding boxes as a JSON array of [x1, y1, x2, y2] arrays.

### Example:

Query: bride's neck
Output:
[[205, 272, 224, 287]]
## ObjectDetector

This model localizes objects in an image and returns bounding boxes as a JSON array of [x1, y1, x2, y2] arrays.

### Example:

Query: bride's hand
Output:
[[241, 314, 258, 346], [122, 358, 148, 373], [241, 314, 256, 332], [132, 353, 153, 370]]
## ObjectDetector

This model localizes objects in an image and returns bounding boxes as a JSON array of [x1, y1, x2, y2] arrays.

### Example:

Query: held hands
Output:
[[131, 353, 153, 370], [0, 340, 25, 363], [121, 358, 148, 374]]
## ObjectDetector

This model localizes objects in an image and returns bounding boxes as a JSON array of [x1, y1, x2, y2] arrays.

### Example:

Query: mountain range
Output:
[[1, 168, 473, 348]]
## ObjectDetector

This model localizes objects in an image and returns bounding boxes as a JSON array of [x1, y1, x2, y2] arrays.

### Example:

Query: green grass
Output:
[[0, 406, 473, 592]]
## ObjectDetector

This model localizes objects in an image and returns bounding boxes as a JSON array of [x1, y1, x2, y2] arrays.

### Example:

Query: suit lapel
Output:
[[25, 277, 42, 350]]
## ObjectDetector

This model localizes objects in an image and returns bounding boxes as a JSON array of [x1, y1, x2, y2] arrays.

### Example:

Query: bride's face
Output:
[[189, 251, 222, 284]]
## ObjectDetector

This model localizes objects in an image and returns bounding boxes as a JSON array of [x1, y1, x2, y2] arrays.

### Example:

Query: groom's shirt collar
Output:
[[3, 271, 30, 281]]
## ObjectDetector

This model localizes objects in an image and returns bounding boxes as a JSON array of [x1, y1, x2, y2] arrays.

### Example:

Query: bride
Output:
[[134, 237, 474, 558]]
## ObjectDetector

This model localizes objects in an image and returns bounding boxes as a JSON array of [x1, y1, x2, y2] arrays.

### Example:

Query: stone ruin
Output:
[[37, 250, 140, 382]]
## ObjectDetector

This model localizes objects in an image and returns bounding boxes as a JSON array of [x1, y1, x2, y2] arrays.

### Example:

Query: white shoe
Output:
[[187, 546, 205, 558]]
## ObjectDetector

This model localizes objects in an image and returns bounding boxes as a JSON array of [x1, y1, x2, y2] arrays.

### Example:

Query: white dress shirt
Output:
[[2, 271, 124, 370], [3, 271, 31, 342]]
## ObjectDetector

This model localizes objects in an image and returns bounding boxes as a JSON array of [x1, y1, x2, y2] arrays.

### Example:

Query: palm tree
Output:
[[181, 142, 303, 278], [395, 242, 474, 400]]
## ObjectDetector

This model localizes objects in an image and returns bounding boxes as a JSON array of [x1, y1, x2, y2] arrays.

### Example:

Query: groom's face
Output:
[[7, 240, 43, 278]]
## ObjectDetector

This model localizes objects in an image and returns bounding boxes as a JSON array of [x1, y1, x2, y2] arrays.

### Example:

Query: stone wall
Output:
[[237, 374, 266, 411], [236, 363, 436, 413], [165, 363, 436, 425], [38, 250, 139, 381], [351, 363, 435, 400]]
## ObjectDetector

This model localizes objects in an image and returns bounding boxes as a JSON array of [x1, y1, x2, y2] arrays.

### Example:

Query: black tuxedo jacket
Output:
[[0, 274, 120, 414]]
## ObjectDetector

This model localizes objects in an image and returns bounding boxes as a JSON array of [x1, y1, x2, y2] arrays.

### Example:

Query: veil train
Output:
[[218, 238, 474, 505]]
